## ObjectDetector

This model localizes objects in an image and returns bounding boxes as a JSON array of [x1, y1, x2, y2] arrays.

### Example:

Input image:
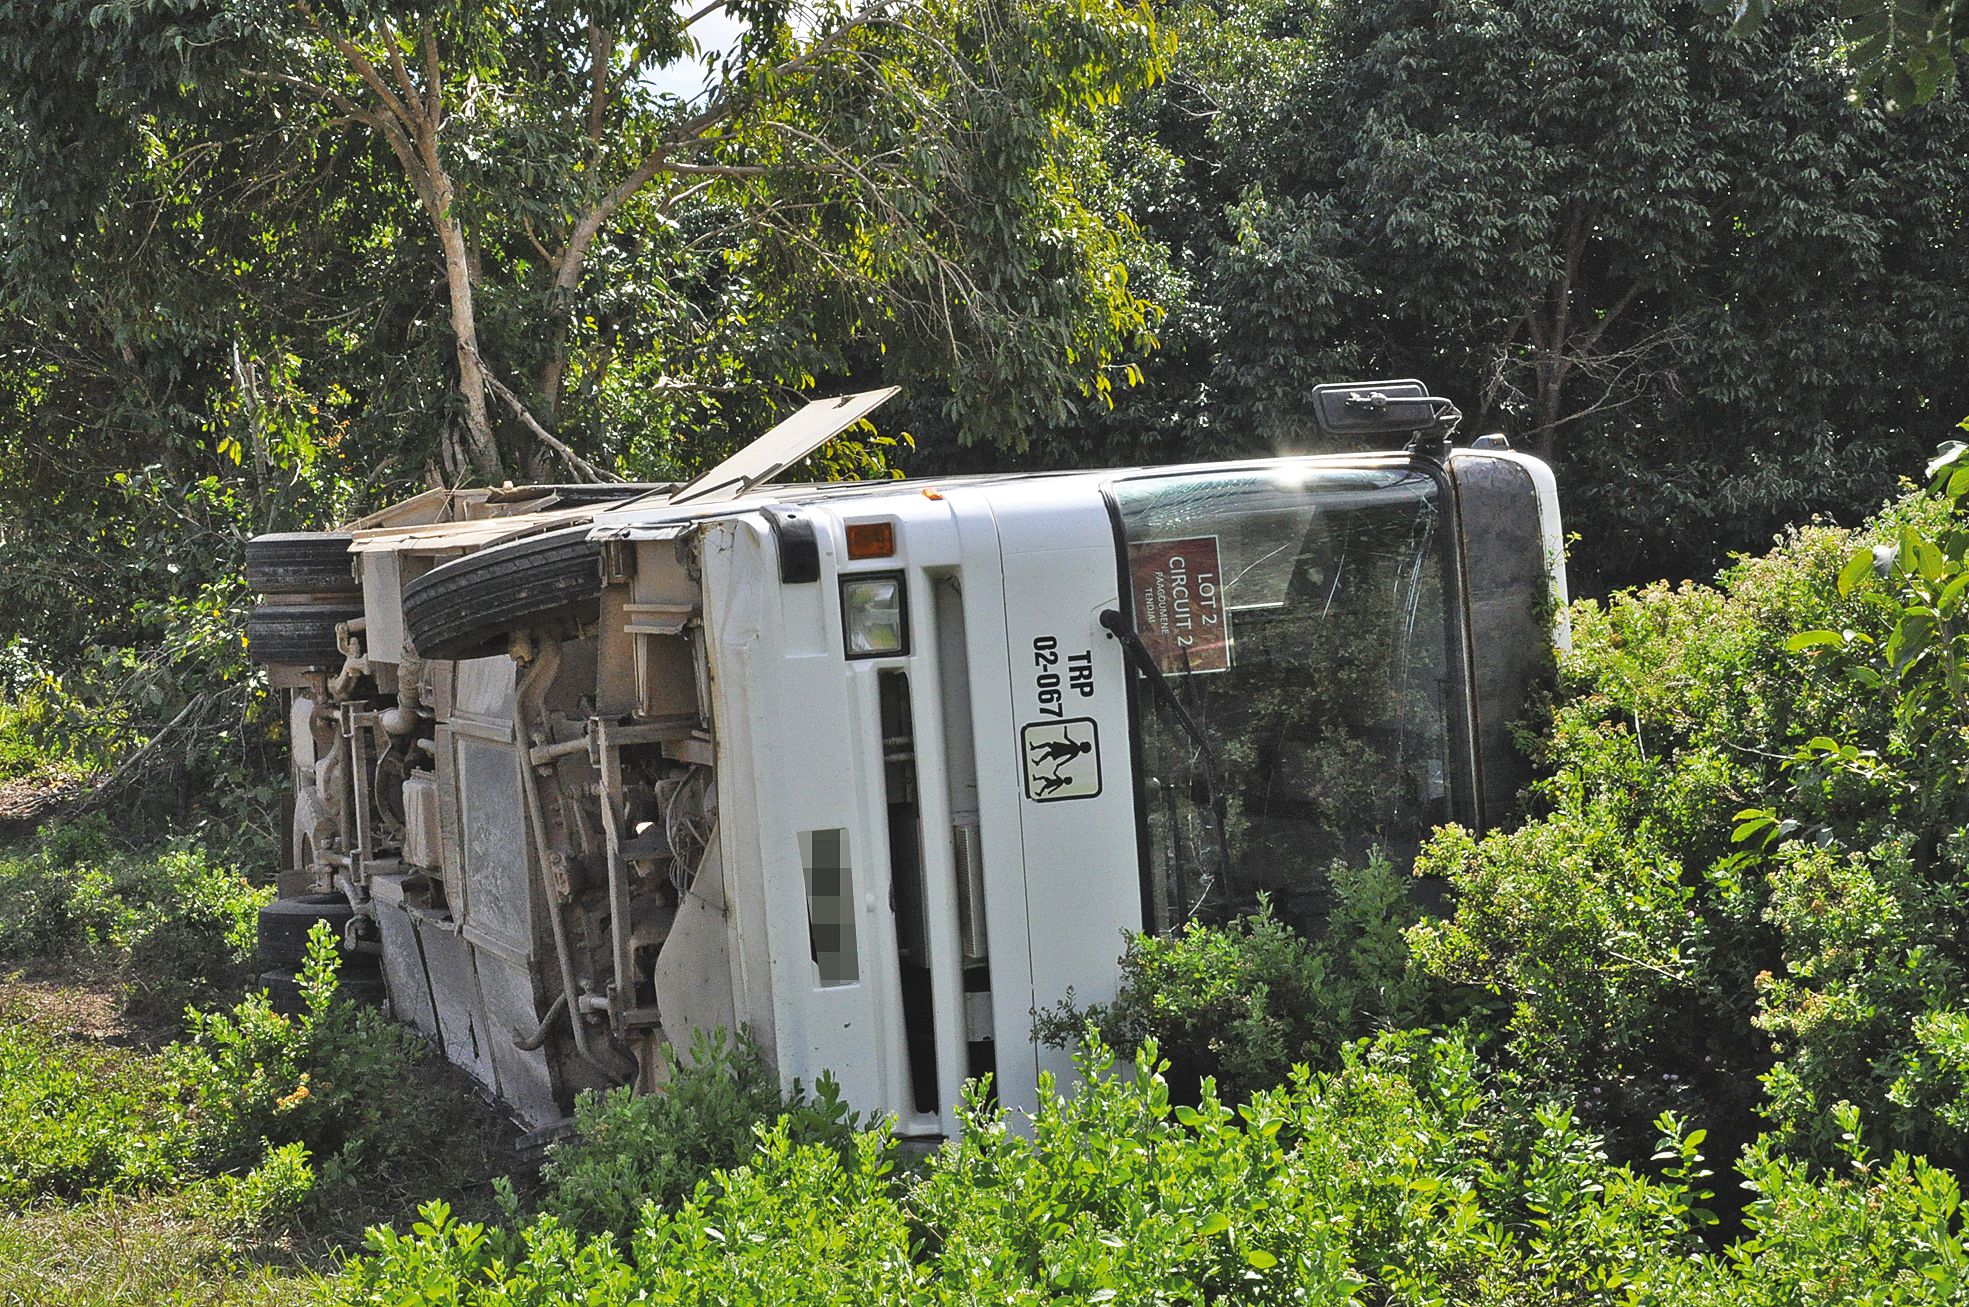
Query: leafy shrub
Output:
[[539, 1028, 863, 1246], [343, 1032, 1969, 1305], [0, 919, 437, 1240], [0, 691, 82, 786], [1400, 468, 1969, 1173], [0, 642, 125, 786], [0, 817, 269, 1017], [1036, 860, 1430, 1099], [0, 818, 131, 960], [169, 921, 438, 1182], [122, 844, 271, 1019], [0, 1010, 189, 1204], [1407, 810, 1705, 1144]]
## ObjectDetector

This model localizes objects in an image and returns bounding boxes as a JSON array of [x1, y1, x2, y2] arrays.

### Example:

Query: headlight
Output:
[[841, 573, 908, 658]]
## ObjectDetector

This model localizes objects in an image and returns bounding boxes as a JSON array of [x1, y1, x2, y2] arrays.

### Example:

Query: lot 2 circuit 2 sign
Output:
[[1127, 536, 1231, 674]]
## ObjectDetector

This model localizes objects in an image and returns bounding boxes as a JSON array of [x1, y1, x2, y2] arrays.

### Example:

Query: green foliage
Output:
[[1035, 867, 1430, 1099], [0, 817, 269, 1016], [1058, 0, 1969, 595], [1404, 464, 1969, 1171], [0, 916, 437, 1228], [0, 657, 120, 785], [1721, 0, 1967, 108], [0, 0, 1170, 489], [1409, 814, 1701, 1129], [169, 922, 439, 1183], [0, 1001, 320, 1238], [0, 1009, 189, 1205], [539, 1028, 863, 1247], [343, 1031, 1969, 1304]]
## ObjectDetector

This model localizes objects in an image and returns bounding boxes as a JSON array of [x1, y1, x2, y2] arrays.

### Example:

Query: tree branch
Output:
[[585, 22, 612, 152], [296, 0, 420, 132], [420, 17, 443, 125], [1572, 280, 1644, 358], [377, 16, 427, 129], [768, 1, 902, 83], [522, 215, 555, 265], [681, 0, 734, 30], [658, 160, 777, 177], [466, 342, 622, 482], [238, 67, 368, 122]]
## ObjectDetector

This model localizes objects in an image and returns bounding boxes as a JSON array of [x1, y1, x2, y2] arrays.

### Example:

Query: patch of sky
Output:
[[644, 2, 748, 103]]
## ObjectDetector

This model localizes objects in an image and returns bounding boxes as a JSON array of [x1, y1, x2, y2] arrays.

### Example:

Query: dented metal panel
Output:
[[370, 876, 441, 1042]]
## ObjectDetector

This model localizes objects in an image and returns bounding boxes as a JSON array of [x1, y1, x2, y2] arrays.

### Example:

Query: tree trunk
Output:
[[433, 191, 504, 481], [297, 5, 508, 482], [1531, 351, 1565, 464], [538, 207, 610, 425]]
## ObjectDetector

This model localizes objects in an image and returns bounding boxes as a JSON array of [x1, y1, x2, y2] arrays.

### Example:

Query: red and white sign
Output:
[[1127, 536, 1231, 674]]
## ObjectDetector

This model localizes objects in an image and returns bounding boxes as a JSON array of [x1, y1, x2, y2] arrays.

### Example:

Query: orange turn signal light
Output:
[[845, 521, 897, 560]]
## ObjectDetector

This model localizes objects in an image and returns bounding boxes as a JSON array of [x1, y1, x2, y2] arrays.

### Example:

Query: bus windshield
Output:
[[1108, 462, 1469, 934]]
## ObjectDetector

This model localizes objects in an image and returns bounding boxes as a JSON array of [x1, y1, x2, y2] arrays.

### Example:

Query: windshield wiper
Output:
[[1099, 608, 1234, 904]]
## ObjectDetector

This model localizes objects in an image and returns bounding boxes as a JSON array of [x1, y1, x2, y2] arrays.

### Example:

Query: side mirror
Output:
[[1311, 379, 1461, 446]]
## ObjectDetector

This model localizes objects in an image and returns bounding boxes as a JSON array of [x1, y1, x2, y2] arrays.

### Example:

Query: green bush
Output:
[[0, 1009, 189, 1204], [0, 817, 269, 1017], [122, 843, 271, 1020], [169, 922, 438, 1182], [539, 1028, 863, 1247], [342, 1032, 1969, 1305], [1402, 472, 1969, 1172], [1065, 460, 1969, 1177], [0, 691, 81, 786], [0, 643, 125, 786], [1036, 860, 1430, 1099], [0, 922, 426, 1223]]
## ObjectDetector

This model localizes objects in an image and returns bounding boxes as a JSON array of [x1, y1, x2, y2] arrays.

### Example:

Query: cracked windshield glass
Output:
[[1111, 464, 1467, 934]]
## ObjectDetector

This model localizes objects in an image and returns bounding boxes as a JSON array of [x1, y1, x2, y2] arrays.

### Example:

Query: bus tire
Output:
[[247, 601, 365, 667], [246, 532, 359, 597], [257, 893, 355, 970], [401, 527, 603, 660]]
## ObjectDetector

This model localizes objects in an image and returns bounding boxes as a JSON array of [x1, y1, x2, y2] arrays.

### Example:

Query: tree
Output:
[[1719, 0, 1967, 107], [1057, 0, 1969, 591], [3, 0, 1167, 484]]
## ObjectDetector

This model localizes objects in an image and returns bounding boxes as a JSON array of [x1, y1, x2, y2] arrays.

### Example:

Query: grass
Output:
[[0, 999, 184, 1203], [0, 822, 531, 1299], [0, 1193, 326, 1307], [0, 982, 331, 1305], [0, 953, 529, 1305]]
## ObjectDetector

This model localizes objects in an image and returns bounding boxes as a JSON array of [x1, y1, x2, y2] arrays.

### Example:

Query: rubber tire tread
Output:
[[247, 601, 365, 667], [401, 527, 603, 660], [257, 894, 354, 968], [258, 968, 384, 1015], [246, 532, 359, 596]]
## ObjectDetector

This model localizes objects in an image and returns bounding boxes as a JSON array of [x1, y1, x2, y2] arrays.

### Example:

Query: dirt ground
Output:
[[0, 773, 91, 841]]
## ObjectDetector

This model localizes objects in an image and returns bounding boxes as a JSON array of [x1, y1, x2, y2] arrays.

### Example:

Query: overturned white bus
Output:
[[246, 380, 1565, 1137]]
